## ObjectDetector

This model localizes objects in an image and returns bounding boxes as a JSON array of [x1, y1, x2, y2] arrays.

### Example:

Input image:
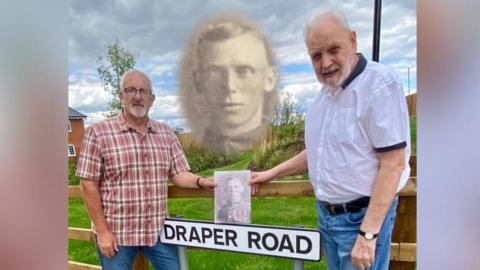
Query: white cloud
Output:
[[68, 75, 112, 119], [146, 64, 175, 77], [275, 44, 310, 65], [150, 94, 181, 119], [83, 111, 111, 127], [279, 72, 317, 86], [149, 93, 190, 130], [280, 82, 322, 111]]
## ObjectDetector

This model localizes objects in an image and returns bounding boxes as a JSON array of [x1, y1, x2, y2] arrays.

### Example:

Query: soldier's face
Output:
[[196, 33, 275, 131], [227, 179, 244, 202]]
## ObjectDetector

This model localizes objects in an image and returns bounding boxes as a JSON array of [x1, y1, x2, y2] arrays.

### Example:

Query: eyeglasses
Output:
[[123, 87, 152, 97]]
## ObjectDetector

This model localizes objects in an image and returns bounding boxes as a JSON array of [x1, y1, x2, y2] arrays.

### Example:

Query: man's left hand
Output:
[[351, 235, 376, 270]]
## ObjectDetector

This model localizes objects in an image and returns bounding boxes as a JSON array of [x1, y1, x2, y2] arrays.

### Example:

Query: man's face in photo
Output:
[[226, 178, 244, 203], [195, 32, 275, 133]]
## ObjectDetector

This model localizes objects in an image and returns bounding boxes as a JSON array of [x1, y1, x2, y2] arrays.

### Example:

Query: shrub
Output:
[[69, 160, 81, 185], [250, 92, 306, 172], [184, 145, 242, 173]]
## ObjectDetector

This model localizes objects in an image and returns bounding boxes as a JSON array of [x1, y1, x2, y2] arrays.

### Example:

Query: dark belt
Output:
[[319, 196, 370, 215]]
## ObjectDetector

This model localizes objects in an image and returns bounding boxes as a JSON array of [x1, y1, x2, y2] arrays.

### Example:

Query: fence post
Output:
[[390, 156, 417, 270], [292, 224, 305, 270]]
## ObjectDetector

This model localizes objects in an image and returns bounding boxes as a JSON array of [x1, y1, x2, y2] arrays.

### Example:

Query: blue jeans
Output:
[[317, 197, 398, 270], [95, 238, 179, 270]]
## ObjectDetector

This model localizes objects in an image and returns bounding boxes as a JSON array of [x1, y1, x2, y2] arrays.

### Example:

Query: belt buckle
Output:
[[329, 205, 336, 215]]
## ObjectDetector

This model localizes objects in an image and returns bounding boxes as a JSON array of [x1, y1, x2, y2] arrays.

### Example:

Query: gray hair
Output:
[[120, 69, 152, 91], [304, 8, 351, 44]]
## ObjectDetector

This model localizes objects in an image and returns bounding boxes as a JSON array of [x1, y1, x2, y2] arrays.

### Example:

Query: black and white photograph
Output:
[[179, 13, 278, 154], [214, 170, 251, 223]]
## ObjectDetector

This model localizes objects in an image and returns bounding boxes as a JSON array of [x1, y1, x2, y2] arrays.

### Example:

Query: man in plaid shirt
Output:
[[76, 69, 215, 270]]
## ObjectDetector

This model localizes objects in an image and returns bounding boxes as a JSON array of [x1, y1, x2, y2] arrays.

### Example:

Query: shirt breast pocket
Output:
[[151, 145, 170, 172], [330, 108, 357, 143], [103, 149, 136, 180]]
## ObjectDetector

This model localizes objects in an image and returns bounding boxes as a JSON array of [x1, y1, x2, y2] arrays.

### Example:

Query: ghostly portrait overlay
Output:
[[179, 13, 278, 153], [214, 170, 251, 223]]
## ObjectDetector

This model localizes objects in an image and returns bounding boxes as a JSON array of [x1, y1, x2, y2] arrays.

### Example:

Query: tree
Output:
[[272, 92, 303, 126], [96, 40, 135, 115]]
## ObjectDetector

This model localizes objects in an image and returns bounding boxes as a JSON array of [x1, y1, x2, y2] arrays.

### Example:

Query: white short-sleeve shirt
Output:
[[305, 54, 411, 203]]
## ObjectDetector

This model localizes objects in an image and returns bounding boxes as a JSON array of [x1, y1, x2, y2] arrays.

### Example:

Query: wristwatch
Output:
[[359, 230, 378, 240]]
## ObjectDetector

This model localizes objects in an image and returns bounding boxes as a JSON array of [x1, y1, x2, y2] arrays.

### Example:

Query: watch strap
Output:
[[359, 229, 378, 239]]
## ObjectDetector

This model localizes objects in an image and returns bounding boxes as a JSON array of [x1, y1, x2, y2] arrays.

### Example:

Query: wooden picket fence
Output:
[[68, 157, 416, 270]]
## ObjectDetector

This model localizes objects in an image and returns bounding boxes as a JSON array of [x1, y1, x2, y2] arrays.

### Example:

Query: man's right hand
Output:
[[96, 230, 119, 259], [250, 170, 276, 195]]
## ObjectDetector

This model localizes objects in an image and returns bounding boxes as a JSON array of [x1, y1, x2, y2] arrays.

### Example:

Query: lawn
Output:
[[197, 151, 253, 176], [68, 115, 416, 269], [69, 196, 327, 270]]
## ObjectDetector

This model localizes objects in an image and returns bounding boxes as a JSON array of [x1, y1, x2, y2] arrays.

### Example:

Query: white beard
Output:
[[130, 106, 147, 118]]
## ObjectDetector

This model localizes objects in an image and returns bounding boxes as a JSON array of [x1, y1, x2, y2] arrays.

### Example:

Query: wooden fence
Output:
[[406, 93, 417, 116], [68, 156, 416, 270]]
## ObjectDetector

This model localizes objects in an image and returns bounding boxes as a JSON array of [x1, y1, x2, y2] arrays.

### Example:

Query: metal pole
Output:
[[372, 0, 382, 62], [293, 259, 304, 270], [170, 214, 189, 270], [292, 225, 305, 270], [178, 245, 189, 270], [408, 66, 411, 95]]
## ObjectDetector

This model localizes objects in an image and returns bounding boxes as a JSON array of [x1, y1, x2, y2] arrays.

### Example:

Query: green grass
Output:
[[68, 115, 416, 269], [69, 197, 91, 228], [68, 198, 100, 265], [69, 196, 327, 269], [198, 151, 253, 176]]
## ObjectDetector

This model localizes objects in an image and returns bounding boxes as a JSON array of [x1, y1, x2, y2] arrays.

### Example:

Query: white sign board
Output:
[[160, 218, 321, 261]]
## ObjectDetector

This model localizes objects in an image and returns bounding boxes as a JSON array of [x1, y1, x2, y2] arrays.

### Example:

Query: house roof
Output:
[[68, 107, 87, 119]]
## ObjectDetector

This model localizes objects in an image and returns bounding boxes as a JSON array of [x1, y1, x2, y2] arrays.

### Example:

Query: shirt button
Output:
[[145, 170, 149, 176]]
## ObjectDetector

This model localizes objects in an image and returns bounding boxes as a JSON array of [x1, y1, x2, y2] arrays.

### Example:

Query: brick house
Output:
[[68, 107, 87, 160]]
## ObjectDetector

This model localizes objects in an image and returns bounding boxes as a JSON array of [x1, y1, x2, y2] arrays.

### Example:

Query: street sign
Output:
[[160, 218, 321, 261]]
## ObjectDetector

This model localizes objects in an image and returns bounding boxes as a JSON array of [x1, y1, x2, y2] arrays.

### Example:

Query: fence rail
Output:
[[68, 177, 416, 270], [68, 178, 416, 199]]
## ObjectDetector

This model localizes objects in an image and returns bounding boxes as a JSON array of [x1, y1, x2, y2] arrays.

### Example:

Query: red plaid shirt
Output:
[[76, 112, 190, 246]]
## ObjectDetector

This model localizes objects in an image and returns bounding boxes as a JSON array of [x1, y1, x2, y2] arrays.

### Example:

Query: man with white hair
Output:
[[77, 69, 215, 270], [251, 9, 410, 270]]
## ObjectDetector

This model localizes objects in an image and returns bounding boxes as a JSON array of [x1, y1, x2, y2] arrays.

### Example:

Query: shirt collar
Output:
[[341, 53, 367, 90], [115, 110, 158, 133], [146, 119, 158, 133]]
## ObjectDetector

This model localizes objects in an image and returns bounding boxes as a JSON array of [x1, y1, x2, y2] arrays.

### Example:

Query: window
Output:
[[68, 144, 76, 157], [68, 120, 72, 132]]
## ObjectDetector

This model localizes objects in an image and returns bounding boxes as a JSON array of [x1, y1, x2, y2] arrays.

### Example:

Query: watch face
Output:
[[365, 232, 374, 240]]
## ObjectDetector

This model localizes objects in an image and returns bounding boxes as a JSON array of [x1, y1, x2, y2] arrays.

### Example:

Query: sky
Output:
[[68, 0, 416, 129]]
